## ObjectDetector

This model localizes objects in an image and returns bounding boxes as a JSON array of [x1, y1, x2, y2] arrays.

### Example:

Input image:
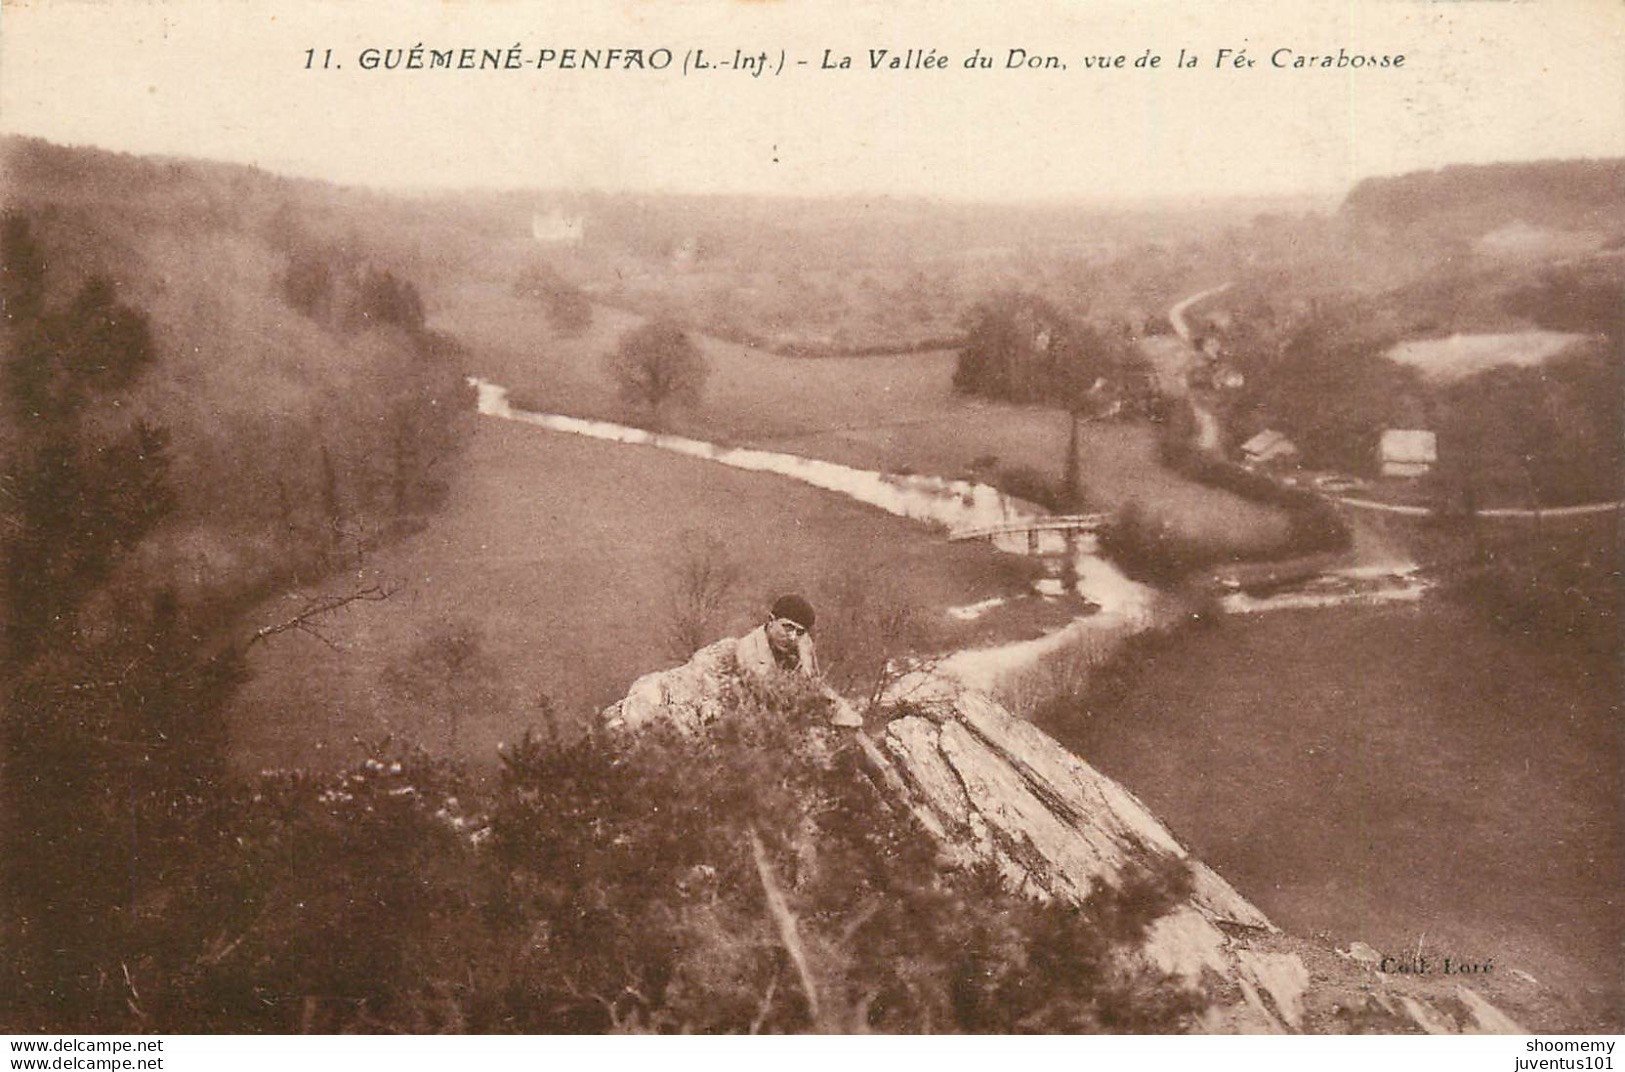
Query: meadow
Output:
[[226, 416, 1043, 771], [1036, 602, 1622, 1032], [229, 266, 1296, 771], [431, 280, 1292, 552]]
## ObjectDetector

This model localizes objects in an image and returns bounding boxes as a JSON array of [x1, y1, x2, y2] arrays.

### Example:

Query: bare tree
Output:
[[379, 618, 504, 753], [663, 530, 742, 659], [247, 582, 395, 649], [604, 317, 708, 427], [814, 570, 938, 715]]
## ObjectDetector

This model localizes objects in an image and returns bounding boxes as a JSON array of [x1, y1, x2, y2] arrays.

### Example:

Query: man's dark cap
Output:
[[771, 594, 815, 630]]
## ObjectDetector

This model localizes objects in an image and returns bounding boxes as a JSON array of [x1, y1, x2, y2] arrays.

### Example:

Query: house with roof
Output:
[[1240, 429, 1299, 468], [1379, 429, 1438, 478]]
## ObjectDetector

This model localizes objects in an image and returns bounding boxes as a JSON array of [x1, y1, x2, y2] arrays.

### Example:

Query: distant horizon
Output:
[[0, 128, 1341, 209], [14, 130, 1625, 219], [4, 0, 1620, 207]]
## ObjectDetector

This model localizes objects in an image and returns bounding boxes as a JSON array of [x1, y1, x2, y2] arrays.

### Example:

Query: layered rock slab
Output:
[[601, 646, 1526, 1033], [865, 671, 1525, 1034]]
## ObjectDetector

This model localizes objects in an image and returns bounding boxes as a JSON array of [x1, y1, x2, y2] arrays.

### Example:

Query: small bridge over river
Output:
[[949, 514, 1109, 554]]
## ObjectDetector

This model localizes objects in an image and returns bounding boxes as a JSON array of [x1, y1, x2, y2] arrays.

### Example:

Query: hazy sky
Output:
[[3, 0, 1621, 202]]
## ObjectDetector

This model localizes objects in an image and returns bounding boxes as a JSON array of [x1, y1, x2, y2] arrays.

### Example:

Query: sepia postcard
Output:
[[0, 0, 1620, 1059]]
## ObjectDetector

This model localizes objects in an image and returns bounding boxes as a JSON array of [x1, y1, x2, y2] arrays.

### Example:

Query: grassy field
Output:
[[227, 275, 1290, 770], [226, 418, 1038, 771], [1037, 604, 1622, 1032], [432, 282, 1291, 552]]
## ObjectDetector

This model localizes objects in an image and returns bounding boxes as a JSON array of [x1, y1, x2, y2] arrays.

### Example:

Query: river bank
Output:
[[431, 286, 1293, 555]]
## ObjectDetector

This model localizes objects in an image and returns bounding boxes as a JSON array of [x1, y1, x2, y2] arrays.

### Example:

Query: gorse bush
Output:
[[4, 677, 1207, 1033], [480, 676, 1204, 1033], [85, 747, 490, 1034]]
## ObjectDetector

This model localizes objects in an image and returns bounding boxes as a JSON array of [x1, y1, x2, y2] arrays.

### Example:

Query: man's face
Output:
[[764, 616, 807, 656]]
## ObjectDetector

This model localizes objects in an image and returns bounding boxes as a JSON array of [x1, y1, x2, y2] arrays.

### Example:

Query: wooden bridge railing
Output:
[[947, 514, 1109, 543]]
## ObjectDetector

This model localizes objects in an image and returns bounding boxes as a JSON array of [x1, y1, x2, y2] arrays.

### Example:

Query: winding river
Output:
[[469, 379, 1620, 1027], [472, 377, 1430, 690], [471, 378, 1158, 692]]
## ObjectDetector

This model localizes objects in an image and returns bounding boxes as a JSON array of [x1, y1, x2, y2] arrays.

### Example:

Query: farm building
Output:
[[1241, 429, 1299, 468], [1379, 429, 1438, 478]]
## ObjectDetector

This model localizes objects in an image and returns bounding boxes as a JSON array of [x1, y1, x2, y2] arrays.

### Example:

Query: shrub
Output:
[[1046, 626, 1190, 735], [167, 749, 486, 1033], [1096, 502, 1210, 586], [812, 569, 936, 705], [4, 680, 1207, 1034], [993, 629, 1116, 725], [482, 678, 1204, 1032]]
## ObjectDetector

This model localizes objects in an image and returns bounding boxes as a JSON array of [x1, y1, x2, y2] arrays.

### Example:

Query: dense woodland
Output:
[[0, 139, 470, 1029]]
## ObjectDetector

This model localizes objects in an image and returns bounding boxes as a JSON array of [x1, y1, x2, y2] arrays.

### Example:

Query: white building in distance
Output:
[[531, 209, 585, 244], [1379, 429, 1438, 478]]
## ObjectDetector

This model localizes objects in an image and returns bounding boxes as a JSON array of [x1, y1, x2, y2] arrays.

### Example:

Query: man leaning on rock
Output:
[[606, 593, 864, 733]]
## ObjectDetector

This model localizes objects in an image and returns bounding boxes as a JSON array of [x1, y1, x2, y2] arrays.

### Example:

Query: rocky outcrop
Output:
[[604, 651, 1525, 1033], [858, 671, 1526, 1034], [605, 633, 861, 733]]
